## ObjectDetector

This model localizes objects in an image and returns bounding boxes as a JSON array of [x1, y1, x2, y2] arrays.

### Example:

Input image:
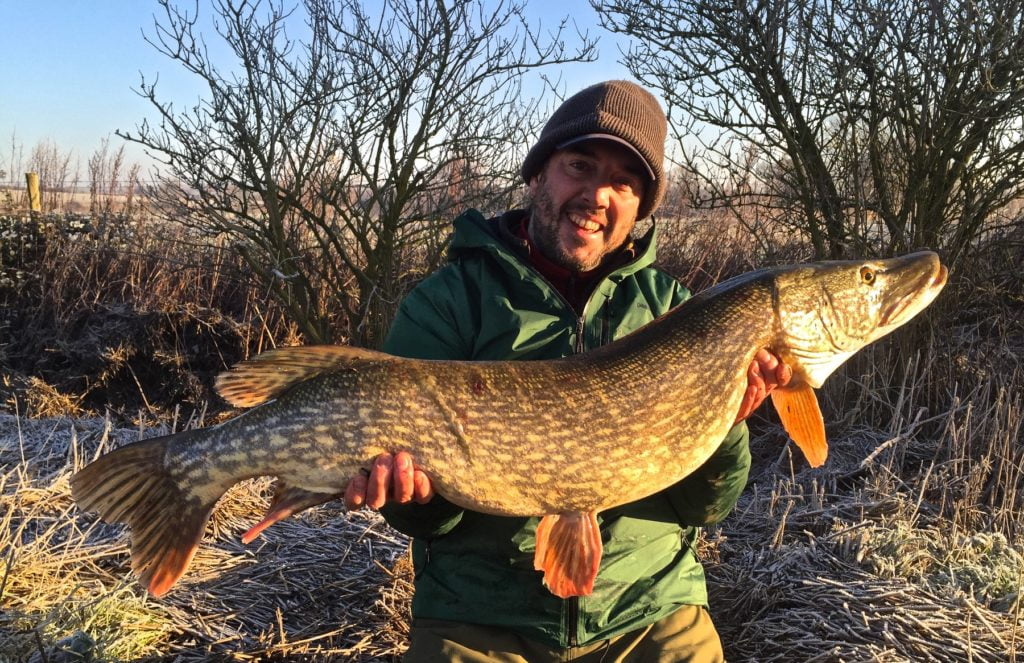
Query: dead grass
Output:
[[2, 207, 1022, 660], [706, 376, 1024, 660], [1, 211, 299, 421], [0, 414, 412, 662]]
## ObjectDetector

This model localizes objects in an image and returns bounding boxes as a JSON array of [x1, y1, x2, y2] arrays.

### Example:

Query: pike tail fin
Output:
[[71, 431, 217, 597], [771, 383, 828, 467], [533, 511, 602, 598]]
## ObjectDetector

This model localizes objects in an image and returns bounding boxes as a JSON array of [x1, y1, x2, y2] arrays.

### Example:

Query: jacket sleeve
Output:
[[376, 266, 471, 539], [669, 279, 691, 310], [664, 421, 751, 526]]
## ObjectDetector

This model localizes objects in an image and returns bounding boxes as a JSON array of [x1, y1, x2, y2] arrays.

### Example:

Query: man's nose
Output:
[[580, 179, 612, 209]]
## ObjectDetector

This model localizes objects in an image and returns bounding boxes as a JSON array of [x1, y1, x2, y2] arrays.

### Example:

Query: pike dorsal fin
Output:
[[215, 345, 395, 408], [770, 384, 828, 467]]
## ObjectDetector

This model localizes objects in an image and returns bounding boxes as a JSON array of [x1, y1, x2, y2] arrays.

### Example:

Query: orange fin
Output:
[[215, 344, 395, 408], [70, 430, 219, 597], [533, 511, 602, 598], [771, 384, 828, 467], [241, 483, 340, 544]]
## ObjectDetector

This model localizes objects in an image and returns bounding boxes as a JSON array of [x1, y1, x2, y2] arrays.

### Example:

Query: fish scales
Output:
[[71, 252, 948, 598], [170, 279, 771, 517]]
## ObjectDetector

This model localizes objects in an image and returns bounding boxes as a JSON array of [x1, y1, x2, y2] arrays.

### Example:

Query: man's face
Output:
[[528, 140, 647, 273]]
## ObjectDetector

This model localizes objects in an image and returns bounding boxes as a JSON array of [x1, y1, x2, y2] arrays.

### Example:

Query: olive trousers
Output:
[[402, 604, 725, 663]]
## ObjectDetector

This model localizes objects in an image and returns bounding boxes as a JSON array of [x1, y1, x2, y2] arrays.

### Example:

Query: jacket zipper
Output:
[[519, 269, 595, 648], [413, 540, 431, 581], [569, 280, 593, 647], [567, 596, 580, 647], [568, 288, 587, 647]]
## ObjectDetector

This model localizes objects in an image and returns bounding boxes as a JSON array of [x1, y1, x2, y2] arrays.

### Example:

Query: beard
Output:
[[527, 175, 621, 273]]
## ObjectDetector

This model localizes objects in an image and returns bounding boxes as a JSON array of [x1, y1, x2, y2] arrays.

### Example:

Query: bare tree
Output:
[[598, 0, 1024, 264], [88, 137, 143, 218], [122, 0, 594, 347]]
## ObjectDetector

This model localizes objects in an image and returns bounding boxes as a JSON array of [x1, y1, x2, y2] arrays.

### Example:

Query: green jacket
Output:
[[381, 209, 750, 648]]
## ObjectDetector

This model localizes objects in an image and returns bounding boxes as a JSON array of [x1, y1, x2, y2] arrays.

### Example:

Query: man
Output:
[[344, 80, 789, 661]]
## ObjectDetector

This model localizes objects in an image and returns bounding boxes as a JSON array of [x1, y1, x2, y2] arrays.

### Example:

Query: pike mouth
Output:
[[880, 259, 947, 327], [881, 293, 913, 327]]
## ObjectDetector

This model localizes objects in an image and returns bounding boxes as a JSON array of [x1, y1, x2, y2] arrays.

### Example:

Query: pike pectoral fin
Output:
[[533, 511, 602, 598], [770, 384, 828, 467], [241, 483, 340, 544]]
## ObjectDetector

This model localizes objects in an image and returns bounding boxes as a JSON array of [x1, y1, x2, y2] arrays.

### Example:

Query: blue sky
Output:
[[0, 1, 634, 179]]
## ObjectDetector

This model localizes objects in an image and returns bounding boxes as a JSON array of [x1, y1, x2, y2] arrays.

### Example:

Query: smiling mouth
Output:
[[567, 212, 602, 233]]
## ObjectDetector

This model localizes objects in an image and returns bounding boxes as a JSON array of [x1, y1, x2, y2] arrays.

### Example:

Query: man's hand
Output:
[[735, 349, 792, 423], [344, 451, 435, 510]]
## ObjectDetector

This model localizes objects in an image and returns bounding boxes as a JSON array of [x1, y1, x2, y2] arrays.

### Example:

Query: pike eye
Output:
[[860, 266, 876, 285]]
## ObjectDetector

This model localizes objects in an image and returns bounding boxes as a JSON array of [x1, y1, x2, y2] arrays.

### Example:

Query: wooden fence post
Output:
[[25, 172, 41, 211]]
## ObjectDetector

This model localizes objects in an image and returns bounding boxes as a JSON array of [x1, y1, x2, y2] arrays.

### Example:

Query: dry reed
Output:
[[1, 211, 299, 421], [2, 207, 1022, 661], [0, 414, 412, 662]]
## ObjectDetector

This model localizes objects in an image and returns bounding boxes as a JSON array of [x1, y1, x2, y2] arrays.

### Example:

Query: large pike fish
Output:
[[72, 252, 947, 599]]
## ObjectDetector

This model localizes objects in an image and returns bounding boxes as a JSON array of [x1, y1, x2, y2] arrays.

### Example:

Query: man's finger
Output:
[[366, 453, 394, 509], [749, 360, 766, 398], [393, 451, 415, 503], [755, 348, 777, 370], [754, 349, 792, 391], [776, 360, 792, 386], [344, 473, 368, 510], [749, 356, 763, 382], [735, 383, 758, 423], [413, 469, 435, 504]]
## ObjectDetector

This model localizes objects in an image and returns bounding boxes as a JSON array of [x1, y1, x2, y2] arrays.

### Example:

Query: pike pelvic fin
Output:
[[533, 511, 602, 598], [215, 345, 395, 408], [70, 431, 217, 597], [771, 384, 828, 467], [241, 483, 341, 544]]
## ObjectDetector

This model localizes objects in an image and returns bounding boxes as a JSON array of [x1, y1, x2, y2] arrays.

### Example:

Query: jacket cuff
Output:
[[379, 494, 465, 540]]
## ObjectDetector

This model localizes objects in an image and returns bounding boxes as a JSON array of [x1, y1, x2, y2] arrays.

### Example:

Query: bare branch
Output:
[[121, 0, 596, 346], [599, 0, 1024, 264]]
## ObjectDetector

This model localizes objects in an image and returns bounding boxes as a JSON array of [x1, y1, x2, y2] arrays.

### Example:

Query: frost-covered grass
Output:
[[0, 415, 412, 661], [2, 207, 1022, 660]]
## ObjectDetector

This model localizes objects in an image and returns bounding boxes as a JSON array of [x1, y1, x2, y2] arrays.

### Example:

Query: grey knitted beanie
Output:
[[522, 80, 667, 220]]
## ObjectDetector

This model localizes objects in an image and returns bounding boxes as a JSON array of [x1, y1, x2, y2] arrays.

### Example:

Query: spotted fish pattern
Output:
[[71, 252, 947, 598]]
